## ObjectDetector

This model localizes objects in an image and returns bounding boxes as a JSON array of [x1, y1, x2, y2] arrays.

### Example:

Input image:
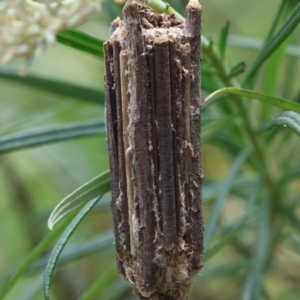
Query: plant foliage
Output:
[[1, 0, 300, 299]]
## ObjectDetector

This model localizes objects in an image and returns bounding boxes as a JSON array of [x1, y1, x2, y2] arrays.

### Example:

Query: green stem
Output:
[[143, 0, 184, 21]]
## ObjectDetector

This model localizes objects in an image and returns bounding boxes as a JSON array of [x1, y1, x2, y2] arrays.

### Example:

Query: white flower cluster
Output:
[[0, 0, 101, 74]]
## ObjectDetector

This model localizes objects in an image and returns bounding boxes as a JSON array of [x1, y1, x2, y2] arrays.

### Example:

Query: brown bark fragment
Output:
[[112, 40, 131, 255], [104, 0, 203, 298], [147, 53, 163, 234], [153, 37, 177, 247], [169, 41, 181, 237], [184, 0, 204, 270], [104, 41, 125, 277], [123, 2, 156, 293], [120, 51, 136, 257]]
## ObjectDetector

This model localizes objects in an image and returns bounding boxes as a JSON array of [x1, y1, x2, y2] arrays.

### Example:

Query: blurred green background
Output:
[[1, 0, 300, 299]]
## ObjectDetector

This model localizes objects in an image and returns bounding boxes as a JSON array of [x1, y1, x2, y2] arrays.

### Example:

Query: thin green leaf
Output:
[[227, 35, 300, 58], [44, 197, 103, 300], [229, 61, 246, 78], [264, 0, 287, 40], [244, 2, 300, 85], [56, 29, 104, 59], [204, 151, 249, 248], [0, 120, 106, 155], [0, 102, 73, 135], [262, 41, 287, 96], [28, 231, 114, 274], [78, 263, 118, 300], [136, 0, 211, 52], [48, 171, 111, 230], [241, 199, 270, 300], [241, 275, 254, 300], [0, 69, 104, 105], [218, 21, 230, 59], [260, 111, 300, 136], [260, 0, 294, 119], [260, 41, 288, 121], [203, 87, 300, 113], [205, 179, 260, 260], [136, 0, 184, 21], [283, 55, 298, 100], [0, 211, 77, 299]]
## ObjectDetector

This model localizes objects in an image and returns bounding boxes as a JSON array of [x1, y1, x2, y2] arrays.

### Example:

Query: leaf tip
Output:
[[47, 220, 54, 231], [47, 213, 56, 231]]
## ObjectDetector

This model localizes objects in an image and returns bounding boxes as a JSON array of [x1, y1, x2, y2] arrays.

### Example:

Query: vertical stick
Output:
[[174, 47, 187, 238], [179, 42, 192, 243], [104, 41, 125, 276], [148, 52, 163, 233], [169, 42, 181, 236], [123, 2, 156, 293], [154, 36, 177, 247], [120, 50, 136, 257], [112, 40, 131, 254], [184, 0, 204, 269]]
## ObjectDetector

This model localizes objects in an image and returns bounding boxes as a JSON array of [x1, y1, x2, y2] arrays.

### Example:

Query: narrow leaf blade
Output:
[[56, 29, 104, 59], [229, 61, 246, 78], [0, 120, 106, 155], [260, 111, 300, 136], [28, 231, 114, 274], [44, 197, 104, 300], [0, 212, 76, 299], [241, 199, 270, 300], [203, 87, 300, 113], [48, 171, 110, 230], [244, 2, 300, 85], [218, 21, 230, 59], [0, 69, 105, 105]]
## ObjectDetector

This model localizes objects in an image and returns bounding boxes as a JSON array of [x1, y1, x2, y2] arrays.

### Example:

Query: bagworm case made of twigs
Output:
[[104, 1, 203, 299]]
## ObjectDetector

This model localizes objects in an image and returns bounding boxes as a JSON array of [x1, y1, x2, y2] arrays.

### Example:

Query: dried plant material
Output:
[[104, 1, 203, 299]]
